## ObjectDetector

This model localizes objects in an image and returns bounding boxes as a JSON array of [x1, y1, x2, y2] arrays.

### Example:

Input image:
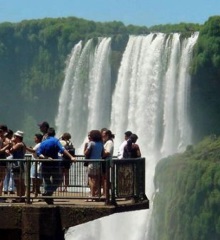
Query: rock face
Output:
[[0, 200, 149, 240]]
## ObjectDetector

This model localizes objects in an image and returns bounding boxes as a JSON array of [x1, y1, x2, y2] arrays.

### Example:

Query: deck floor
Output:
[[0, 192, 136, 207]]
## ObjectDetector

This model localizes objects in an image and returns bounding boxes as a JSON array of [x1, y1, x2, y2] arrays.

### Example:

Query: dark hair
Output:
[[47, 127, 56, 137], [35, 133, 43, 142], [0, 124, 8, 132], [61, 132, 71, 140], [104, 129, 115, 140], [130, 134, 138, 143], [101, 128, 108, 134], [38, 121, 49, 129], [89, 130, 102, 142], [6, 129, 13, 139], [125, 131, 132, 137]]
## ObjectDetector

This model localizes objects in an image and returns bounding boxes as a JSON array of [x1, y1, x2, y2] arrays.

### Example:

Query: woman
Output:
[[26, 133, 43, 196], [3, 129, 15, 195], [123, 134, 141, 158], [6, 130, 26, 203], [101, 129, 114, 197], [59, 132, 75, 192], [84, 130, 103, 200], [0, 127, 12, 202]]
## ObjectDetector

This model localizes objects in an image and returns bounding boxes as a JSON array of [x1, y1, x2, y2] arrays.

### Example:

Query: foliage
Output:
[[150, 136, 220, 240], [191, 16, 220, 74], [149, 22, 201, 36], [190, 16, 220, 142]]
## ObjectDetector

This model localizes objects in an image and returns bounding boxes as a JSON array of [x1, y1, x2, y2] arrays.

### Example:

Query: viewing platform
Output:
[[0, 156, 149, 240]]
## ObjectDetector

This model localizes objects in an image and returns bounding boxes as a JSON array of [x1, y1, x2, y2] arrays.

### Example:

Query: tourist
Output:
[[84, 130, 104, 201], [38, 121, 49, 140], [3, 129, 15, 195], [7, 130, 26, 203], [83, 133, 92, 166], [59, 132, 75, 192], [118, 131, 132, 159], [101, 129, 114, 197], [0, 125, 12, 202], [26, 133, 43, 196], [123, 133, 141, 158], [37, 127, 76, 204]]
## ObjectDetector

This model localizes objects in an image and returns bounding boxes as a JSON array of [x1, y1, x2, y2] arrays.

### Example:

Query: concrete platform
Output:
[[0, 197, 149, 240]]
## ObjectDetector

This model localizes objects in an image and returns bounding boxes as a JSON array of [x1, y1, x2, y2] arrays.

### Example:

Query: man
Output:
[[37, 127, 76, 204], [118, 131, 132, 159], [38, 121, 49, 140]]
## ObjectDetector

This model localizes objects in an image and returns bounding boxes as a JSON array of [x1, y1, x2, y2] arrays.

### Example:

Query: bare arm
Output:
[[134, 144, 141, 157], [63, 149, 76, 162], [26, 146, 35, 154]]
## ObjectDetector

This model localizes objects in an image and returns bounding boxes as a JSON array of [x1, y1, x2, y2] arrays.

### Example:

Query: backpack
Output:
[[63, 140, 75, 159]]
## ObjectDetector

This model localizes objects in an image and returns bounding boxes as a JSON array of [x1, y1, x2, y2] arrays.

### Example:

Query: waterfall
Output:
[[55, 41, 83, 136], [55, 37, 111, 147], [87, 37, 112, 131], [56, 33, 199, 240]]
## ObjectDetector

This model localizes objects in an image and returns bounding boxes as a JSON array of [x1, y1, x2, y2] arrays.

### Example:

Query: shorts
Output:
[[88, 162, 100, 177]]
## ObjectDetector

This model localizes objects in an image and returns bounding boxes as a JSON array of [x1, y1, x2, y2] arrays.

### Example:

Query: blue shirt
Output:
[[87, 141, 103, 159], [37, 136, 65, 160]]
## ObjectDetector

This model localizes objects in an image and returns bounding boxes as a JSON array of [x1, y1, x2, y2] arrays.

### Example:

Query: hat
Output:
[[38, 121, 49, 128], [14, 130, 24, 138]]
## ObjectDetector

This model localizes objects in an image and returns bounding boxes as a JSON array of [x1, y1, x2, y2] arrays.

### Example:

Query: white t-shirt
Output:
[[32, 142, 41, 159], [104, 140, 114, 158], [118, 140, 127, 159]]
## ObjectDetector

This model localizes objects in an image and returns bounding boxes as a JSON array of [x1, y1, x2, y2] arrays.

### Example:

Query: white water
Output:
[[55, 37, 111, 147], [56, 33, 199, 240]]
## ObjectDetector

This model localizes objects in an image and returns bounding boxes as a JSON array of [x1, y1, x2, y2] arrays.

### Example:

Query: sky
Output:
[[0, 0, 219, 27]]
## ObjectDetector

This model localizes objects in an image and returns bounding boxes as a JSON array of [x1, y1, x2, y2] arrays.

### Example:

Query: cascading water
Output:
[[56, 33, 199, 240], [55, 41, 83, 136], [55, 37, 112, 147]]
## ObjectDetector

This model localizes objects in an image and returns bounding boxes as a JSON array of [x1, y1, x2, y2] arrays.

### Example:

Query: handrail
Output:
[[0, 155, 147, 205]]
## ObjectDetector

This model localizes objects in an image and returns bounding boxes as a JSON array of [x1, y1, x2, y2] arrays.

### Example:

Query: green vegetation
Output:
[[190, 16, 220, 142], [151, 135, 220, 240], [149, 22, 201, 37]]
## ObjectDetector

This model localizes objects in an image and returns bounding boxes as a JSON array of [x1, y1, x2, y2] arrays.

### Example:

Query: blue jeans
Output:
[[42, 164, 62, 194], [3, 163, 15, 192]]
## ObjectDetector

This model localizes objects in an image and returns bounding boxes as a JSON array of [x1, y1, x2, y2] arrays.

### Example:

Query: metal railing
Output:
[[0, 155, 147, 205]]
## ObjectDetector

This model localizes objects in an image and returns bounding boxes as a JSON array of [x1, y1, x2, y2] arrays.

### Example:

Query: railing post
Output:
[[25, 155, 32, 204], [110, 160, 116, 205], [105, 159, 110, 205]]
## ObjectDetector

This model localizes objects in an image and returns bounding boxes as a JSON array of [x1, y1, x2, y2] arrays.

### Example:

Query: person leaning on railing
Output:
[[25, 133, 43, 195], [101, 129, 114, 197], [0, 126, 12, 202], [6, 130, 26, 203], [37, 127, 76, 205], [59, 132, 75, 192], [84, 130, 104, 201]]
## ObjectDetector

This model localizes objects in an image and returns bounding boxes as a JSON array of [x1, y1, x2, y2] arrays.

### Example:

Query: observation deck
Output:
[[0, 156, 149, 240]]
